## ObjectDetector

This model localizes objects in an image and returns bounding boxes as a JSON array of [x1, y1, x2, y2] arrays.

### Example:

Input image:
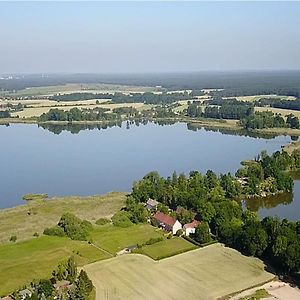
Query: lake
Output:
[[0, 121, 299, 220]]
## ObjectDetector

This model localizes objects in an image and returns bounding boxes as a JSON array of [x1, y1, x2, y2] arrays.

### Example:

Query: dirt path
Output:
[[91, 243, 114, 257], [230, 280, 300, 300]]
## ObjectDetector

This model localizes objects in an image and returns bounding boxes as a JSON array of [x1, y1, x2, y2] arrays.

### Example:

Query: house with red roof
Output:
[[183, 220, 200, 236], [153, 211, 182, 235]]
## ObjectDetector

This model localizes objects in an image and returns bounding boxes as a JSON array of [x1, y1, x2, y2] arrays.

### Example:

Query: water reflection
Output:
[[242, 192, 293, 213], [38, 119, 289, 141]]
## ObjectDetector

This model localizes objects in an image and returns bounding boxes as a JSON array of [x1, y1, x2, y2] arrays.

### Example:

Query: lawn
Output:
[[90, 224, 164, 254], [84, 243, 275, 300], [139, 237, 197, 260], [0, 223, 166, 295], [0, 192, 126, 243], [0, 235, 110, 296]]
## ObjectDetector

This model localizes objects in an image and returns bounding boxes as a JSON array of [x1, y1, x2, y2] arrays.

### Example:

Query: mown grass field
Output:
[[139, 237, 197, 260], [91, 224, 164, 254], [0, 235, 110, 296], [0, 192, 126, 243], [84, 243, 274, 300]]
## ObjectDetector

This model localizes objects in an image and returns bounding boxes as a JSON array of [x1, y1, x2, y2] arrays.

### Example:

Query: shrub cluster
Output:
[[43, 213, 92, 241], [95, 218, 111, 225]]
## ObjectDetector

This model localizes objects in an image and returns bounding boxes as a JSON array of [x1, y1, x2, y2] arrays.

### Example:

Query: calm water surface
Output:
[[0, 122, 299, 220]]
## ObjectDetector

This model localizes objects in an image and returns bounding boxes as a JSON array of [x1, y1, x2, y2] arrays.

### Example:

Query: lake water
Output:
[[0, 121, 299, 220]]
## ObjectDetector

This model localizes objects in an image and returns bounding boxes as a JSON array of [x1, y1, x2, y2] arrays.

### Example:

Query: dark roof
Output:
[[153, 211, 177, 227]]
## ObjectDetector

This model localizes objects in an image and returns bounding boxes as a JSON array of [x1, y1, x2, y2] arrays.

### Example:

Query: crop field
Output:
[[0, 83, 158, 97], [91, 224, 164, 254], [0, 192, 126, 243], [255, 106, 300, 118], [235, 95, 296, 102], [10, 102, 149, 118], [84, 243, 274, 300], [139, 237, 197, 260], [0, 235, 110, 296]]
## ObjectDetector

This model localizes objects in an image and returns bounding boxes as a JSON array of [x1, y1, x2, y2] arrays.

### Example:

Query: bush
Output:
[[33, 232, 39, 237], [176, 229, 184, 237], [22, 193, 48, 201], [43, 225, 66, 237], [95, 218, 111, 225], [112, 211, 133, 228], [182, 235, 201, 246], [43, 213, 93, 241], [167, 233, 172, 239], [145, 237, 164, 245], [10, 235, 17, 242]]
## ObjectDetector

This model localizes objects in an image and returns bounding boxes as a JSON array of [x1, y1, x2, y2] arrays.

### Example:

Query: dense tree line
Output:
[[0, 110, 11, 118], [50, 91, 194, 104], [39, 107, 119, 122], [50, 92, 112, 101], [204, 104, 253, 120], [241, 111, 300, 129], [256, 98, 300, 111], [111, 92, 193, 104], [186, 102, 253, 120], [236, 150, 297, 195]]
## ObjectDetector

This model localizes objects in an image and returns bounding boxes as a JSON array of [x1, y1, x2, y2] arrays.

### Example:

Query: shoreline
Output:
[[2, 116, 300, 152]]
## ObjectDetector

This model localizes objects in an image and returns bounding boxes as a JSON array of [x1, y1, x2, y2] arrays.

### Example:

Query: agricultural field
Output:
[[255, 106, 300, 118], [91, 224, 164, 254], [0, 192, 126, 243], [0, 83, 159, 97], [10, 102, 150, 118], [139, 237, 197, 260], [0, 235, 110, 296], [84, 243, 274, 300], [0, 220, 168, 294], [235, 95, 296, 102]]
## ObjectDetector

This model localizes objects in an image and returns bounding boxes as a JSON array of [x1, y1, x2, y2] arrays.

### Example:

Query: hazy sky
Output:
[[1, 1, 300, 74]]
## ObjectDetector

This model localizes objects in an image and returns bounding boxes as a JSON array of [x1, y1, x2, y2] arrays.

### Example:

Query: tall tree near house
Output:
[[194, 222, 211, 244], [66, 256, 77, 283]]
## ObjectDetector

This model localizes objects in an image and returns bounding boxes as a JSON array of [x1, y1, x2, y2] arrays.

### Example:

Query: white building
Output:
[[183, 220, 200, 236]]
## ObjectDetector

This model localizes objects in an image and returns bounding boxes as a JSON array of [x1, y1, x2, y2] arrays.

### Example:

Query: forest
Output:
[[128, 149, 300, 272], [1, 72, 300, 95]]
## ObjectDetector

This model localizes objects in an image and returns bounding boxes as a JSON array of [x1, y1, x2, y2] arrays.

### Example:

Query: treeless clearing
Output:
[[235, 95, 296, 102], [0, 192, 126, 244], [255, 106, 300, 118], [139, 237, 197, 260], [0, 236, 110, 296], [91, 224, 164, 254], [84, 243, 274, 300]]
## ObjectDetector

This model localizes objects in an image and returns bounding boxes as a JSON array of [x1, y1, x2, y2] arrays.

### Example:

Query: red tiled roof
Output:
[[153, 211, 177, 227], [183, 220, 200, 229]]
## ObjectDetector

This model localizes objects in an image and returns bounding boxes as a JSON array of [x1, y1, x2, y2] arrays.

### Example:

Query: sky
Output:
[[0, 1, 300, 74]]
